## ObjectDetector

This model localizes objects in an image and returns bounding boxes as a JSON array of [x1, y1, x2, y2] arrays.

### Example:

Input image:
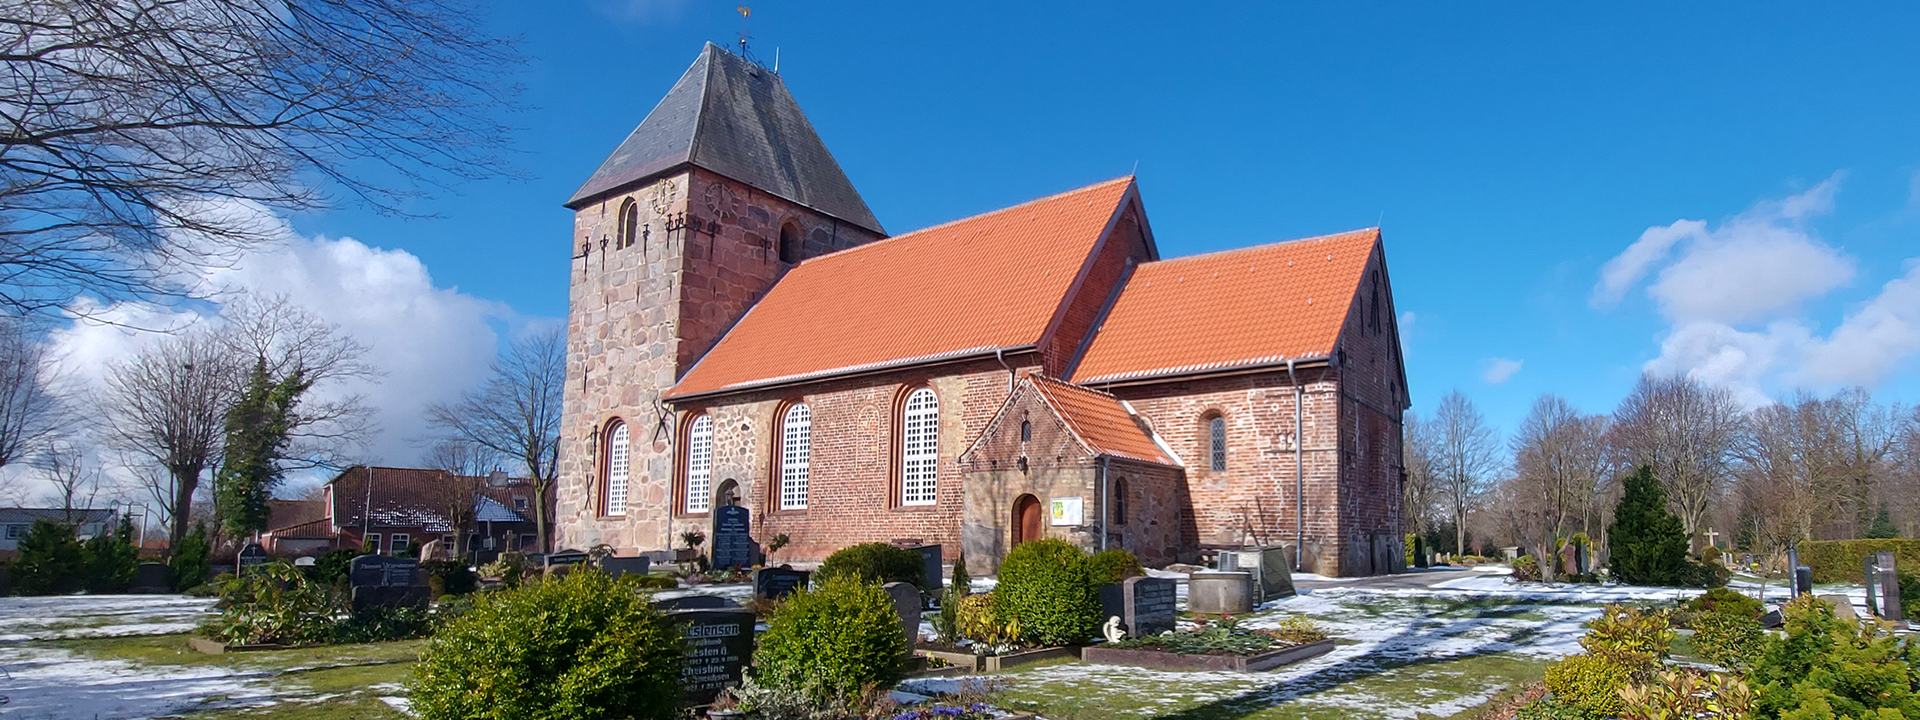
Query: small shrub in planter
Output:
[[956, 593, 1018, 651], [993, 539, 1102, 647], [305, 548, 362, 587], [1088, 548, 1143, 584], [816, 542, 926, 590], [1689, 612, 1764, 671], [408, 568, 683, 720], [752, 574, 906, 706], [478, 551, 528, 587], [629, 574, 677, 590], [1107, 615, 1325, 656], [1543, 652, 1638, 718]]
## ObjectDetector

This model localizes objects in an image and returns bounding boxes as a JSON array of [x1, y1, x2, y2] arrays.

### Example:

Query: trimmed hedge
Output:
[[1798, 539, 1920, 584], [993, 539, 1103, 647], [1087, 548, 1142, 584], [816, 542, 927, 590], [752, 573, 907, 705]]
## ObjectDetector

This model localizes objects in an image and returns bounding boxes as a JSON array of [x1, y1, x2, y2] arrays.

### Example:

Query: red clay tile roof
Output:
[[668, 178, 1136, 399], [1029, 376, 1178, 466], [267, 516, 335, 540], [1071, 229, 1378, 384], [265, 499, 326, 533]]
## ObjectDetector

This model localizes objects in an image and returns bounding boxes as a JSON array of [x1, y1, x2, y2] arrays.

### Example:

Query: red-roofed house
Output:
[[555, 45, 1410, 576]]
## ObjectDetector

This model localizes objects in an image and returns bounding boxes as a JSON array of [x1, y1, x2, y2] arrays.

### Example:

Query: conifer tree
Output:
[[1607, 466, 1693, 586], [214, 359, 311, 538], [1865, 504, 1899, 539]]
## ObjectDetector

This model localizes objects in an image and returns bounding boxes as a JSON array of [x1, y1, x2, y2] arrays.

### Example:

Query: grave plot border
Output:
[[1080, 638, 1335, 672]]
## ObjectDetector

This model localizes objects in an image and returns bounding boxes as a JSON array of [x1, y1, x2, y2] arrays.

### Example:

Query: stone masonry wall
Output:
[[557, 167, 882, 555]]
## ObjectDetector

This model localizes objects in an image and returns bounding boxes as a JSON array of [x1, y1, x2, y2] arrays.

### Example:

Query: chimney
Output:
[[489, 470, 509, 487]]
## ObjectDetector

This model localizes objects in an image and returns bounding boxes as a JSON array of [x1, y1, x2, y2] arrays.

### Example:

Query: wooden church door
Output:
[[1013, 494, 1043, 547]]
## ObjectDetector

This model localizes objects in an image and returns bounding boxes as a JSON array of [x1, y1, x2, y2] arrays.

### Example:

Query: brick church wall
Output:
[[1045, 204, 1151, 378], [556, 168, 882, 555], [1332, 249, 1408, 574]]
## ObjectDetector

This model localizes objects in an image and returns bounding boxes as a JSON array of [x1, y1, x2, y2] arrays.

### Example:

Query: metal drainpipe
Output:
[[1099, 455, 1110, 551], [1287, 360, 1303, 571], [995, 347, 1013, 392]]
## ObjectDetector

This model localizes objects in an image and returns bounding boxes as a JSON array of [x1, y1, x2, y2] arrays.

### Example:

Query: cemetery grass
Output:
[[53, 633, 420, 720]]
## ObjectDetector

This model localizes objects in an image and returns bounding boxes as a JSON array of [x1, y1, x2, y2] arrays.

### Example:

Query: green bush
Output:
[[420, 560, 476, 597], [951, 550, 971, 594], [1087, 548, 1142, 584], [1687, 587, 1762, 619], [199, 561, 338, 645], [1580, 605, 1673, 661], [1606, 467, 1696, 586], [993, 539, 1102, 647], [1797, 538, 1920, 584], [305, 548, 362, 587], [408, 568, 683, 720], [1901, 572, 1920, 614], [752, 573, 907, 706], [170, 523, 212, 592], [1747, 594, 1920, 719], [1514, 698, 1596, 720], [14, 520, 83, 595], [630, 574, 677, 590], [81, 520, 139, 593], [816, 542, 926, 590], [478, 551, 528, 587], [1690, 612, 1765, 671], [956, 592, 1016, 648], [335, 604, 436, 644], [1512, 554, 1540, 582], [1544, 652, 1636, 718]]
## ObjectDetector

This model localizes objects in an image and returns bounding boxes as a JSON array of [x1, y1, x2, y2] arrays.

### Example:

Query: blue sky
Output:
[[288, 1, 1920, 440]]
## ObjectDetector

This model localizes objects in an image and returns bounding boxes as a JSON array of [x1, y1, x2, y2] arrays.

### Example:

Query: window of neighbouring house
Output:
[[391, 533, 410, 553], [901, 388, 938, 505], [366, 533, 382, 554], [519, 533, 536, 549], [4, 524, 19, 540], [686, 414, 714, 513], [513, 496, 529, 511], [606, 420, 630, 516], [780, 403, 811, 509]]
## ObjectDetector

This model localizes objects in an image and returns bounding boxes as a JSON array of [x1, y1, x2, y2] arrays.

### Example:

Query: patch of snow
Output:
[[0, 645, 277, 719], [0, 595, 215, 641]]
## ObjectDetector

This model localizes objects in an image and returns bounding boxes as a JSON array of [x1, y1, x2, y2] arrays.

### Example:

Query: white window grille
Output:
[[366, 533, 382, 554], [1209, 416, 1227, 472], [780, 404, 811, 509], [606, 422, 630, 515], [686, 414, 714, 513], [391, 533, 410, 553], [902, 388, 939, 505]]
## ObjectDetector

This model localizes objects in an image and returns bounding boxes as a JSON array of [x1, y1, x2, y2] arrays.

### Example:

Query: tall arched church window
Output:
[[779, 222, 802, 264], [685, 414, 713, 513], [1112, 478, 1128, 525], [901, 388, 938, 505], [617, 199, 639, 249], [605, 421, 630, 515], [1020, 420, 1032, 443], [1208, 415, 1227, 472], [780, 403, 811, 509]]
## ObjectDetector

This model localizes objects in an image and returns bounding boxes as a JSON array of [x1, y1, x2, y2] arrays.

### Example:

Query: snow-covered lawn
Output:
[[0, 594, 215, 642]]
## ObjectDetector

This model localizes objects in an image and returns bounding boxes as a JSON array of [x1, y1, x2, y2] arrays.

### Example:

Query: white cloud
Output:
[[1598, 175, 1920, 403], [1482, 357, 1523, 385], [38, 199, 526, 500]]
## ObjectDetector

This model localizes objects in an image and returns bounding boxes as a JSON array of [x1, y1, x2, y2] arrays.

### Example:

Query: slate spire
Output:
[[566, 43, 884, 235]]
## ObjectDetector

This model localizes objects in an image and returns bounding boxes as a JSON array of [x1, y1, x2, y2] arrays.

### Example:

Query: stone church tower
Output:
[[556, 44, 886, 553]]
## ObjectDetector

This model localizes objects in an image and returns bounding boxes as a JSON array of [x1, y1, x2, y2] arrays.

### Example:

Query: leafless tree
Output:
[[427, 330, 562, 553], [0, 320, 59, 466], [423, 437, 495, 562], [36, 442, 102, 521], [99, 330, 237, 548], [1402, 411, 1443, 540], [1610, 373, 1743, 551], [0, 0, 520, 317], [1435, 390, 1502, 555], [1508, 394, 1611, 580], [1737, 389, 1902, 544], [216, 295, 375, 467]]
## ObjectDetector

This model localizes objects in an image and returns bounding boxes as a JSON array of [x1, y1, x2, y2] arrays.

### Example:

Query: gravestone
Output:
[[1257, 546, 1295, 599], [883, 581, 923, 650], [666, 608, 755, 705], [1787, 547, 1802, 597], [1820, 594, 1858, 621], [1794, 566, 1814, 598], [1877, 551, 1902, 621], [543, 549, 588, 569], [1866, 555, 1880, 616], [597, 556, 651, 578], [752, 567, 809, 600], [235, 543, 268, 575], [651, 594, 742, 612], [349, 554, 428, 613], [908, 544, 942, 591], [1099, 576, 1177, 638], [131, 562, 171, 593], [1575, 544, 1590, 575], [710, 505, 755, 570]]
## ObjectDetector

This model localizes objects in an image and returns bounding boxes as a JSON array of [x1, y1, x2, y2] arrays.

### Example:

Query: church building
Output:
[[554, 44, 1410, 576]]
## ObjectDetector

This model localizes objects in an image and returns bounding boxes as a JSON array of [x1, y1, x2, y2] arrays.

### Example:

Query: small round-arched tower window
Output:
[[778, 222, 802, 264]]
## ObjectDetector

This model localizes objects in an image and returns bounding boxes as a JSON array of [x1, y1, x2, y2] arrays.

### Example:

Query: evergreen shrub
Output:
[[1088, 548, 1142, 584], [420, 560, 476, 597], [1543, 652, 1636, 718], [752, 573, 907, 706], [993, 539, 1102, 647], [956, 593, 1017, 649], [816, 542, 926, 590], [1606, 467, 1696, 586], [199, 561, 338, 645], [170, 523, 212, 592], [14, 520, 83, 595], [408, 568, 683, 720], [1748, 594, 1920, 719], [1689, 612, 1765, 672], [82, 517, 139, 593], [1686, 587, 1762, 619]]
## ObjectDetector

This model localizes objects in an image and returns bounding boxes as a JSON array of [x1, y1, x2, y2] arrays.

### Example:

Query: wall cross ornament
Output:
[[650, 392, 675, 446]]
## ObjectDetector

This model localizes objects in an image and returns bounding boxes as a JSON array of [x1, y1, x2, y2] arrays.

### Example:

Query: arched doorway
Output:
[[715, 479, 740, 508], [1012, 494, 1043, 547]]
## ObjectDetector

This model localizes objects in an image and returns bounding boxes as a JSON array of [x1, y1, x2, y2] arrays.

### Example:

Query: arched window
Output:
[[901, 388, 938, 505], [1112, 478, 1128, 526], [1020, 420, 1032, 443], [685, 414, 714, 513], [778, 222, 802, 264], [1208, 415, 1227, 472], [779, 403, 811, 509], [605, 421, 630, 515], [617, 199, 639, 249]]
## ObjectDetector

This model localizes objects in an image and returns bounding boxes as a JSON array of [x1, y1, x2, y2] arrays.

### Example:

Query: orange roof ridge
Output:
[[1141, 227, 1379, 268], [790, 176, 1136, 269]]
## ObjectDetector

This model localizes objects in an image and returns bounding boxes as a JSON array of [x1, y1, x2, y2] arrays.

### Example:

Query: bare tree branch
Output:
[[426, 329, 561, 553]]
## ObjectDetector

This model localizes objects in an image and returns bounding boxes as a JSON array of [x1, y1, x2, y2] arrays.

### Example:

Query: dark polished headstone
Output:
[[651, 594, 742, 611], [236, 543, 268, 574], [131, 562, 171, 593], [752, 567, 809, 600], [543, 549, 588, 568], [883, 582, 922, 652], [1794, 566, 1814, 598], [1100, 576, 1177, 637], [667, 608, 755, 704], [908, 544, 942, 590], [1877, 551, 1902, 621], [598, 556, 651, 578], [710, 505, 754, 570], [350, 584, 429, 613]]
